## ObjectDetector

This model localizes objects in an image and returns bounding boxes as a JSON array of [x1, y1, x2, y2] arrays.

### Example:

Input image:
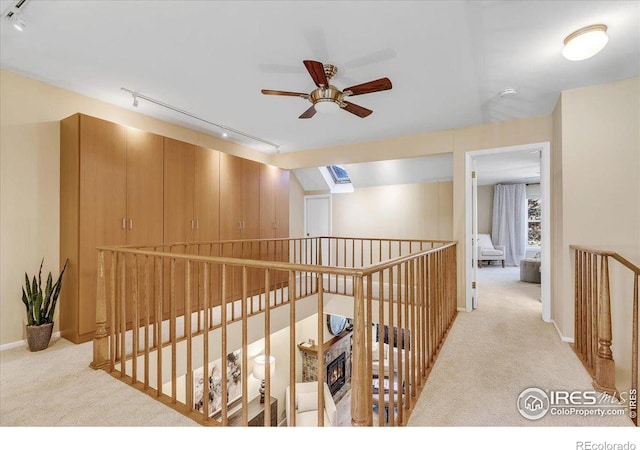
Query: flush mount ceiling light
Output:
[[562, 24, 609, 61], [499, 88, 517, 98]]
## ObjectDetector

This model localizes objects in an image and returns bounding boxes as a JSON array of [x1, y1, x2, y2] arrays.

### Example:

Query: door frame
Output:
[[464, 142, 551, 322]]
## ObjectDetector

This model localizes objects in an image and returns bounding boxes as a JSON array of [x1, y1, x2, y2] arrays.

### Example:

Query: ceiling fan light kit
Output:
[[261, 59, 392, 119], [562, 24, 609, 61]]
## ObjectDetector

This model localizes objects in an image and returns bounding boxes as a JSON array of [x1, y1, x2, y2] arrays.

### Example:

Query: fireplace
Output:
[[326, 353, 346, 395]]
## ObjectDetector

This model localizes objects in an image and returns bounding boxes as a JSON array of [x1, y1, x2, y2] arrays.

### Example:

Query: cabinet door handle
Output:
[[191, 219, 195, 230], [129, 219, 133, 229], [195, 219, 199, 230], [122, 218, 126, 230]]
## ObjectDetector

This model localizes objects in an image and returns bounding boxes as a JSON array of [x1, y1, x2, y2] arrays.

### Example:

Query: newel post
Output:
[[593, 255, 618, 396], [90, 251, 110, 370], [351, 275, 368, 426]]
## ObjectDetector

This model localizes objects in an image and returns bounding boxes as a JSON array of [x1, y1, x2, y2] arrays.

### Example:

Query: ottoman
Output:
[[520, 258, 541, 283]]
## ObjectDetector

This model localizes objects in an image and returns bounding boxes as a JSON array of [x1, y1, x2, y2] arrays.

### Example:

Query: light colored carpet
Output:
[[407, 266, 633, 426], [0, 337, 196, 427]]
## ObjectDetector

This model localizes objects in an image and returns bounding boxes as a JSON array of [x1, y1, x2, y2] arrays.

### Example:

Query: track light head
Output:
[[10, 14, 26, 31], [221, 130, 228, 138], [132, 95, 138, 107]]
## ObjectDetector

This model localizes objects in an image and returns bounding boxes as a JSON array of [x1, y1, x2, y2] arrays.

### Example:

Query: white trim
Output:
[[0, 331, 62, 351], [464, 142, 551, 322], [457, 307, 467, 312], [552, 320, 575, 343]]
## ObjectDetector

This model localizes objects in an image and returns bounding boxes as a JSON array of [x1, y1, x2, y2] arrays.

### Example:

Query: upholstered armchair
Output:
[[477, 234, 505, 267], [285, 382, 337, 427]]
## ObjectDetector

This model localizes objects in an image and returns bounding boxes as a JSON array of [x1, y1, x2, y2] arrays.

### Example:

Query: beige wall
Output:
[[477, 185, 494, 235], [0, 69, 272, 346], [276, 115, 553, 308], [555, 77, 640, 392], [331, 182, 453, 241]]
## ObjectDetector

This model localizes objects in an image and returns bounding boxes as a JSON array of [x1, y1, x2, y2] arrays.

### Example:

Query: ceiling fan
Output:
[[261, 60, 392, 119]]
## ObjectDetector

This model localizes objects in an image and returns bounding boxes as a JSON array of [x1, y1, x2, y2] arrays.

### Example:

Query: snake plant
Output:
[[21, 259, 68, 326]]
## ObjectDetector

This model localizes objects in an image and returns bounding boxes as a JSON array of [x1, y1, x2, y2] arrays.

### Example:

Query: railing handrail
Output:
[[570, 245, 640, 274], [97, 238, 457, 277], [360, 241, 458, 276]]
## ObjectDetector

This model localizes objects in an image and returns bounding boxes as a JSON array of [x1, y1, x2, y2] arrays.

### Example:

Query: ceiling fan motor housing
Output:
[[310, 85, 344, 106]]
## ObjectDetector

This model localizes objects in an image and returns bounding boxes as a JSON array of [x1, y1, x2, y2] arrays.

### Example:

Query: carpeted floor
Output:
[[0, 337, 196, 427], [407, 266, 632, 426]]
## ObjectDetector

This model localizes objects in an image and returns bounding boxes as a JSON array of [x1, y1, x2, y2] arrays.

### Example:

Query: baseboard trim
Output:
[[551, 320, 574, 343], [457, 307, 467, 312], [0, 331, 61, 352]]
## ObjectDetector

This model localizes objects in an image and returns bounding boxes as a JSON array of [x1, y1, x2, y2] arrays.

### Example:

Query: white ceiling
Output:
[[475, 150, 541, 186], [1, 1, 638, 155]]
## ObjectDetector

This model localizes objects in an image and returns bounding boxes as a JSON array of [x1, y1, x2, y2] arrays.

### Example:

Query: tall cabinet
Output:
[[60, 114, 163, 343], [60, 113, 289, 344], [220, 153, 261, 299], [163, 138, 221, 314]]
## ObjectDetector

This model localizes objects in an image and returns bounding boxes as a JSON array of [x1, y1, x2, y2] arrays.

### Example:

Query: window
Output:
[[527, 197, 541, 246], [326, 165, 351, 184]]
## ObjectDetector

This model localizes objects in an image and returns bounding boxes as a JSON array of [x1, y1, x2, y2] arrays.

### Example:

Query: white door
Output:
[[304, 195, 331, 265]]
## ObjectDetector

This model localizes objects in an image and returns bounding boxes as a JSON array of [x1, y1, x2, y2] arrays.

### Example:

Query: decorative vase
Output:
[[26, 322, 53, 352]]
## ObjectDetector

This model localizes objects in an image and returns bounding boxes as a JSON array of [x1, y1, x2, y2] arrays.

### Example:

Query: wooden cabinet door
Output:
[[275, 169, 290, 287], [275, 169, 290, 240], [219, 153, 244, 302], [260, 164, 278, 240], [242, 159, 261, 240], [194, 146, 221, 307], [126, 129, 164, 245], [163, 138, 195, 319], [220, 153, 243, 241], [125, 128, 164, 324], [242, 159, 261, 296], [78, 115, 127, 336]]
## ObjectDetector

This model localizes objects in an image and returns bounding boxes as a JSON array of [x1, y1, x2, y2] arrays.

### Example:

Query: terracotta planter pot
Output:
[[26, 322, 53, 352]]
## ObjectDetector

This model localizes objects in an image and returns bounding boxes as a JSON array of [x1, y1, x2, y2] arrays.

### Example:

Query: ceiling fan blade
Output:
[[341, 101, 373, 118], [343, 78, 392, 96], [299, 105, 317, 119], [303, 60, 329, 88], [261, 89, 309, 98]]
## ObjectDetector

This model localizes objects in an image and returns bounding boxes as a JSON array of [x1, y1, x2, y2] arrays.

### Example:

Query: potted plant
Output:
[[21, 258, 68, 351]]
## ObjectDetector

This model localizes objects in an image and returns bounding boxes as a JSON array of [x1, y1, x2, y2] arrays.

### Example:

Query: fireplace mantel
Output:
[[297, 329, 352, 356]]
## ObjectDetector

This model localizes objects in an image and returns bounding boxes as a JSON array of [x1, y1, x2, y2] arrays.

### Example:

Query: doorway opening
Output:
[[465, 142, 551, 322]]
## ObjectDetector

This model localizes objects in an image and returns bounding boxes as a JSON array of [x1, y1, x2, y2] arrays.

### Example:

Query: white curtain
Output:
[[491, 184, 527, 266]]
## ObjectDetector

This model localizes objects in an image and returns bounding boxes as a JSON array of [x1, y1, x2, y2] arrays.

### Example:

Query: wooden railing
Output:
[[90, 237, 457, 427], [570, 245, 639, 426]]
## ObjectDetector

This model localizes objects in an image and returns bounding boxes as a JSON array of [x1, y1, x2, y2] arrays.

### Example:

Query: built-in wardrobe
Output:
[[59, 113, 289, 344]]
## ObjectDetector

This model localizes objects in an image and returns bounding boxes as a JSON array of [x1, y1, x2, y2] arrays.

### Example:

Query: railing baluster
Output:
[[132, 254, 139, 385], [632, 274, 638, 426], [90, 251, 109, 370], [155, 256, 162, 397], [186, 260, 193, 413]]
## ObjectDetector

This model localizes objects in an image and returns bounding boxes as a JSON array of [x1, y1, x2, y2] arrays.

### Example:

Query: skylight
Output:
[[327, 165, 351, 184]]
